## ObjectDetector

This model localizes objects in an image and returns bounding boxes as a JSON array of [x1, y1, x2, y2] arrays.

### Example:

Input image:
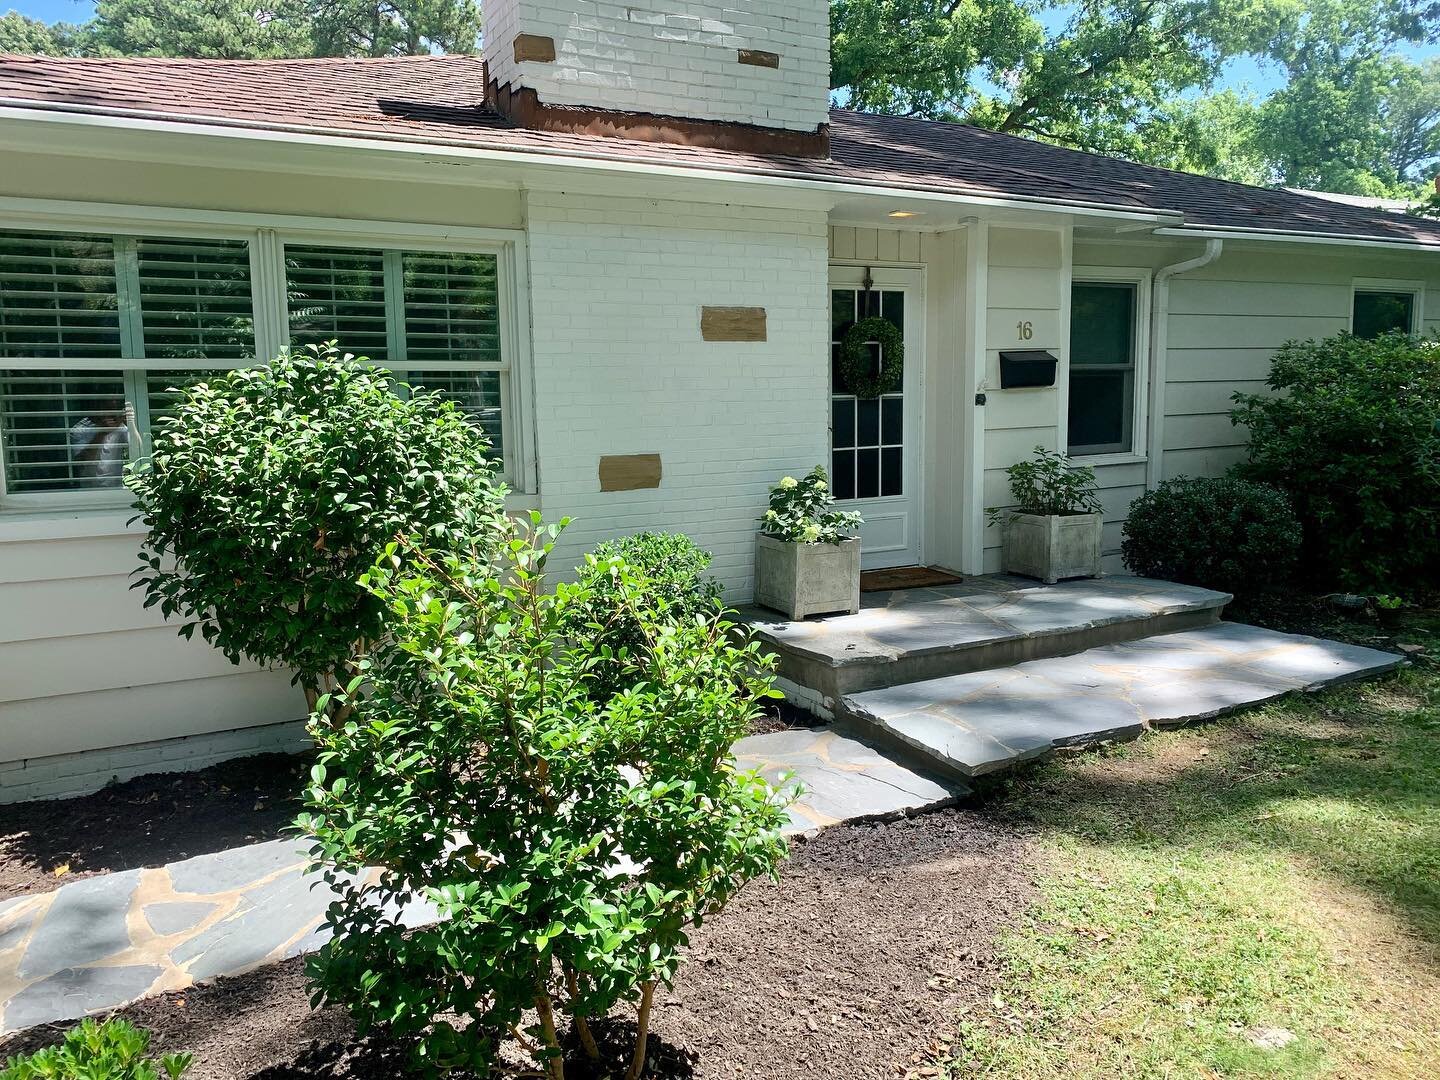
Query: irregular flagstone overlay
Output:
[[0, 728, 947, 1035], [844, 623, 1404, 778]]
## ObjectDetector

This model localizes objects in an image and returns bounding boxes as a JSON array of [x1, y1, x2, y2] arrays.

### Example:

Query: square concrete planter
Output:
[[1002, 511, 1103, 584], [754, 533, 861, 619]]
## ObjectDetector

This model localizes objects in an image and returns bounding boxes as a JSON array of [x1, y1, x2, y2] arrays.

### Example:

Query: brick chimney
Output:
[[483, 1, 831, 156]]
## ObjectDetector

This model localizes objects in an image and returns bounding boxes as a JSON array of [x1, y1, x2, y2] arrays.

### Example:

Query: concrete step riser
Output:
[[774, 605, 1223, 703]]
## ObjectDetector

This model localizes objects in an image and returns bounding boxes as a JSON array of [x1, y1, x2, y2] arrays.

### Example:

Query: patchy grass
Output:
[[935, 623, 1440, 1079]]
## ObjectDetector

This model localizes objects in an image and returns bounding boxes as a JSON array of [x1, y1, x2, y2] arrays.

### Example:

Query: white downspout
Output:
[[1146, 238, 1223, 490]]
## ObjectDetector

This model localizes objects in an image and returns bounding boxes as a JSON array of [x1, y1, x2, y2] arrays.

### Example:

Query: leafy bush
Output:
[[126, 343, 504, 716], [990, 446, 1101, 521], [572, 532, 724, 702], [1, 1018, 192, 1080], [1122, 476, 1301, 596], [760, 465, 862, 543], [299, 515, 791, 1078], [1230, 332, 1440, 593]]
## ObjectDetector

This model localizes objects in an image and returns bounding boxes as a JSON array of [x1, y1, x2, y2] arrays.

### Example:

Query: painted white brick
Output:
[[0, 720, 311, 803], [524, 191, 830, 601], [484, 1, 830, 131]]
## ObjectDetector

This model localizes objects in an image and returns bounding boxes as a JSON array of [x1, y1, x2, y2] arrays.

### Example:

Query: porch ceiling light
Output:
[[888, 210, 921, 218]]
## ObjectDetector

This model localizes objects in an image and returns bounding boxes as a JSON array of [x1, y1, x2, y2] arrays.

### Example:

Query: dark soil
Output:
[[0, 810, 1034, 1079], [747, 699, 821, 736], [0, 752, 311, 901]]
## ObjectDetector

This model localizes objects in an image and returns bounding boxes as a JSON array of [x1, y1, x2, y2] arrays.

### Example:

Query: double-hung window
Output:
[[1067, 276, 1147, 458], [0, 229, 253, 505], [0, 219, 521, 511]]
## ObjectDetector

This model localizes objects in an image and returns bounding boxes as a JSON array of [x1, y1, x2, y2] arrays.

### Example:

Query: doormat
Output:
[[860, 566, 965, 592]]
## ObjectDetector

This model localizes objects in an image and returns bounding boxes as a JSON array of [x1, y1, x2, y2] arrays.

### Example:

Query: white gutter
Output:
[[0, 101, 1183, 227], [1146, 239, 1223, 491], [1155, 225, 1440, 253]]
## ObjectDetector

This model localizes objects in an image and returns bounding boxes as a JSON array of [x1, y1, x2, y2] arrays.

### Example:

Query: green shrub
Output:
[[1122, 476, 1301, 596], [1230, 332, 1440, 594], [1, 1018, 192, 1080], [125, 343, 504, 717], [760, 465, 862, 543], [298, 514, 791, 1079], [990, 446, 1101, 521], [573, 532, 724, 702]]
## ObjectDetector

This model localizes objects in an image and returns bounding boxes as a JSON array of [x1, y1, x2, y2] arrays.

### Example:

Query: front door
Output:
[[829, 266, 923, 569]]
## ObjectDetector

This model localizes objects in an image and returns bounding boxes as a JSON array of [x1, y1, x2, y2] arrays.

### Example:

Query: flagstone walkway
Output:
[[0, 727, 956, 1036]]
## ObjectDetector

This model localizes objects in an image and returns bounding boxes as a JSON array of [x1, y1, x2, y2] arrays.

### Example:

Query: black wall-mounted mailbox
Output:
[[998, 349, 1059, 389]]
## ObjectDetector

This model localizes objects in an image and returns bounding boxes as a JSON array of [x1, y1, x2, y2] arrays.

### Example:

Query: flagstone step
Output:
[[744, 576, 1231, 716], [839, 622, 1405, 780]]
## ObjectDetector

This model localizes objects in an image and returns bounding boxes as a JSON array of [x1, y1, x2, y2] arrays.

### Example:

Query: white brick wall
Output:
[[0, 719, 311, 803], [524, 191, 830, 599], [484, 1, 831, 131]]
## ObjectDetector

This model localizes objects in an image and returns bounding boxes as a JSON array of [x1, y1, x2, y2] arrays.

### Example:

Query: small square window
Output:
[[1352, 290, 1416, 340]]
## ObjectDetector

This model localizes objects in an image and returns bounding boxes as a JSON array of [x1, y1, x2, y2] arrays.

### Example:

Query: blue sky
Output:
[[7, 0, 1436, 98]]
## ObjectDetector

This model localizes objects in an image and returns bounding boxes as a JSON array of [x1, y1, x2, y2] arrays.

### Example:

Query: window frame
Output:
[[0, 199, 533, 513], [1349, 277, 1424, 339], [1064, 266, 1152, 464]]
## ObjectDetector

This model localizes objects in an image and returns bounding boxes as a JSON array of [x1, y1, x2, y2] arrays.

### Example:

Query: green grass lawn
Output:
[[934, 617, 1440, 1079]]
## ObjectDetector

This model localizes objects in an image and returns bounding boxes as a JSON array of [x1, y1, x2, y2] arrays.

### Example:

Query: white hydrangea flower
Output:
[[779, 476, 798, 490], [801, 523, 821, 543]]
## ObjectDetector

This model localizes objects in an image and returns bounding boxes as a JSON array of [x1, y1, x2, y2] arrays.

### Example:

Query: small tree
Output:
[[299, 515, 791, 1078], [125, 344, 504, 717], [1230, 331, 1440, 594]]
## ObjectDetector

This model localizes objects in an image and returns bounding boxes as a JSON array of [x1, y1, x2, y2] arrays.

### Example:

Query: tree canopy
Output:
[[5, 0, 1440, 196]]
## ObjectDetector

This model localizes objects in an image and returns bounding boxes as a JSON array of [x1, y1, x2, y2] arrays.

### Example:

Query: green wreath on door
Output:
[[838, 316, 904, 399]]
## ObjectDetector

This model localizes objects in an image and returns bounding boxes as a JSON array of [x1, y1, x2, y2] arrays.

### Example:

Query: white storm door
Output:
[[829, 266, 923, 570]]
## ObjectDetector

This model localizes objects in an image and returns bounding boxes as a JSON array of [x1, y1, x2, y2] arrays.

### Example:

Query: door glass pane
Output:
[[1069, 371, 1128, 453], [1352, 291, 1414, 339], [1, 369, 128, 492], [831, 287, 905, 500], [1071, 284, 1134, 365]]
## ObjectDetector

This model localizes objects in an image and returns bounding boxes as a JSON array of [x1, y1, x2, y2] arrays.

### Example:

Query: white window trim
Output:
[[1349, 277, 1424, 335], [1065, 265, 1152, 462], [0, 198, 535, 520]]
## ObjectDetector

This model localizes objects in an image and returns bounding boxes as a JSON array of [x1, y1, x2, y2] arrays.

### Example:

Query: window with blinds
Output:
[[403, 251, 501, 365], [0, 229, 255, 501], [285, 246, 390, 360]]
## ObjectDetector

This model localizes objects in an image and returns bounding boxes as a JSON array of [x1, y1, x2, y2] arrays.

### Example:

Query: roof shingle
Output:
[[2, 53, 1439, 247]]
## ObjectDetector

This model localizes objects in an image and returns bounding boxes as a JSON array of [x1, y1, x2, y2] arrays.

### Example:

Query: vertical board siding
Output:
[[981, 226, 1066, 571]]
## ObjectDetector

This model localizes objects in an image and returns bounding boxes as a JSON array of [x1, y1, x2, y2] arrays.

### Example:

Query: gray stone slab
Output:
[[17, 870, 140, 980], [166, 837, 307, 895], [1, 965, 164, 1031], [143, 901, 220, 937], [843, 622, 1401, 779], [171, 867, 332, 982]]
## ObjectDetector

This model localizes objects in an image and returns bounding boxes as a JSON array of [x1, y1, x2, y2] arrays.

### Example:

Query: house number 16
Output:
[[1016, 320, 1034, 340]]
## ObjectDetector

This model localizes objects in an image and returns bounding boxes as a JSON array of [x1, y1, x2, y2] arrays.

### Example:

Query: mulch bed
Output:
[[0, 809, 1034, 1079], [0, 753, 311, 902]]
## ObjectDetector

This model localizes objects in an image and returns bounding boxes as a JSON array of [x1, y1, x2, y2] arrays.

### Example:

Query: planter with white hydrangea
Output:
[[754, 466, 863, 619]]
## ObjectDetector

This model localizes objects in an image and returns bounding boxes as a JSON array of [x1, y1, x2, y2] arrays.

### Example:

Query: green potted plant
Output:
[[991, 446, 1103, 584], [755, 466, 863, 618]]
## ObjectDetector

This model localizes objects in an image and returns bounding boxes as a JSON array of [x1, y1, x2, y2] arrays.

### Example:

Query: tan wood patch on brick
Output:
[[701, 306, 768, 342], [513, 34, 557, 63], [737, 49, 781, 69], [599, 454, 662, 492]]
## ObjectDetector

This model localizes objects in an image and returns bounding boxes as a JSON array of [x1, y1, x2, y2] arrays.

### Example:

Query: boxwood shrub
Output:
[[1230, 332, 1440, 594], [1122, 476, 1301, 597]]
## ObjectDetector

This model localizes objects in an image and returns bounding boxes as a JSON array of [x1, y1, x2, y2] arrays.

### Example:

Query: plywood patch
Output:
[[513, 34, 556, 63], [701, 306, 767, 342], [738, 49, 780, 69], [599, 454, 662, 492]]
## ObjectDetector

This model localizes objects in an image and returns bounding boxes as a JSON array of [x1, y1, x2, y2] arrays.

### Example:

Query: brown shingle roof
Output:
[[3, 53, 1439, 247]]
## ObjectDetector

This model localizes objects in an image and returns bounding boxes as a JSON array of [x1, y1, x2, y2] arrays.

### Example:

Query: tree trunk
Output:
[[534, 992, 566, 1080], [624, 982, 656, 1080], [566, 969, 601, 1062]]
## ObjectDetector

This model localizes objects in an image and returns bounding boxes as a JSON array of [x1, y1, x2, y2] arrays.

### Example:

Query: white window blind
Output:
[[286, 246, 390, 359], [0, 230, 120, 358], [0, 369, 129, 492], [403, 251, 501, 365], [135, 237, 254, 360]]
